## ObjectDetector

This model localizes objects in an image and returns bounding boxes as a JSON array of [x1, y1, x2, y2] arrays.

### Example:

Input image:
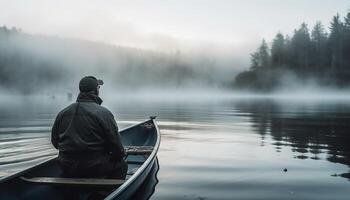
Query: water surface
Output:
[[0, 95, 349, 200]]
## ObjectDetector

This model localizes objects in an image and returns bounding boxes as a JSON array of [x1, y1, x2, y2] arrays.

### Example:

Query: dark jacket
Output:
[[51, 92, 125, 160]]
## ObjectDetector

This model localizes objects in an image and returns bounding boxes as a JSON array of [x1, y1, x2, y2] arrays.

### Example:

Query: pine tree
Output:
[[271, 33, 285, 67], [259, 39, 270, 68], [284, 35, 292, 68], [311, 21, 328, 70], [344, 12, 350, 29], [250, 51, 260, 70], [250, 39, 270, 70], [328, 14, 344, 72], [343, 11, 350, 69], [312, 21, 328, 49], [290, 23, 312, 71]]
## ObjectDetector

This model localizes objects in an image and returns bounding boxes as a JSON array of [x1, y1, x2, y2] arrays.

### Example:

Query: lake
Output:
[[0, 95, 349, 200]]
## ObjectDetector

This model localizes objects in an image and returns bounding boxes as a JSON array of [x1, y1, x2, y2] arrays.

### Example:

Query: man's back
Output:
[[51, 76, 127, 178], [52, 101, 117, 154]]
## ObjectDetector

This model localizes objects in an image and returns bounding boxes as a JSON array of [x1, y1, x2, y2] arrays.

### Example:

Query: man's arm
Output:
[[51, 114, 61, 149], [102, 111, 126, 159]]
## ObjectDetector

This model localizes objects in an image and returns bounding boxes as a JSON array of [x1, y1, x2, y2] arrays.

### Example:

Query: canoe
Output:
[[129, 157, 159, 200], [0, 117, 161, 200]]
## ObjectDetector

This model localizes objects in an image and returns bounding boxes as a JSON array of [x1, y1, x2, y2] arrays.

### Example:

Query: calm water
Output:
[[0, 95, 350, 200]]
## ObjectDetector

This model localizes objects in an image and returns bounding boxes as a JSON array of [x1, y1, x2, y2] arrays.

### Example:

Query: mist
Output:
[[0, 28, 247, 96], [2, 27, 350, 102], [1, 1, 350, 100]]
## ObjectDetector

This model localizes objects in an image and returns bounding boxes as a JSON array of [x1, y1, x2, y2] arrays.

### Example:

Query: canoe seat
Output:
[[125, 146, 154, 155], [20, 176, 125, 187]]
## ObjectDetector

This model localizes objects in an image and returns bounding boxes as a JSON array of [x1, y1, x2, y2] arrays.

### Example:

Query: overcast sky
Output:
[[0, 0, 349, 53]]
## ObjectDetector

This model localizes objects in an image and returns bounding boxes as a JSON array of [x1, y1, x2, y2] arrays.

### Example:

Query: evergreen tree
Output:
[[290, 23, 312, 71], [250, 39, 270, 70], [344, 12, 350, 29], [311, 21, 328, 70], [271, 32, 285, 67], [250, 51, 260, 70], [328, 14, 344, 72], [284, 35, 292, 68], [312, 21, 328, 48], [258, 39, 270, 68], [343, 12, 350, 68]]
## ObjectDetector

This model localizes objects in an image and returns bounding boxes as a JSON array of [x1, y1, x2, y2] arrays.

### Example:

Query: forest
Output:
[[234, 11, 350, 91], [0, 26, 236, 94]]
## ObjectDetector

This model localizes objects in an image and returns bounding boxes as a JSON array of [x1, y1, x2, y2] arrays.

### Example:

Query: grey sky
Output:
[[0, 0, 348, 53]]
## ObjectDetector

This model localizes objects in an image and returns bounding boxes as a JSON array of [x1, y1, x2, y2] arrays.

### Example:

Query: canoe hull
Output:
[[109, 156, 155, 200], [0, 119, 161, 200], [107, 118, 161, 199]]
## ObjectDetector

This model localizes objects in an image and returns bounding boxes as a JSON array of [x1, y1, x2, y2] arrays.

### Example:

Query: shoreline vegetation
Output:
[[234, 11, 350, 92]]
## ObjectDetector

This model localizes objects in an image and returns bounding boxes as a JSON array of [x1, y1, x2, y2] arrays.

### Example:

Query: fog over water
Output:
[[2, 27, 350, 97], [1, 1, 349, 95], [0, 29, 246, 95]]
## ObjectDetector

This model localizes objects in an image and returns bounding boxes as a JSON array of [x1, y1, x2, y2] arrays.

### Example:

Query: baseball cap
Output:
[[79, 76, 104, 92]]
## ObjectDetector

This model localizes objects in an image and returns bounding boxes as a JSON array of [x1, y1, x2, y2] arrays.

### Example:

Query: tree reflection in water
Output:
[[234, 99, 350, 180]]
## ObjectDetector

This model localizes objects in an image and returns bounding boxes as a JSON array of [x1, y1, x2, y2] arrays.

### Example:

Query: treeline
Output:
[[234, 11, 350, 91], [0, 26, 235, 94], [0, 26, 67, 93]]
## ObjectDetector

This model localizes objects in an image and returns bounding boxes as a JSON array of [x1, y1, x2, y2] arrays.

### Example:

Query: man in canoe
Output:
[[51, 76, 128, 179]]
